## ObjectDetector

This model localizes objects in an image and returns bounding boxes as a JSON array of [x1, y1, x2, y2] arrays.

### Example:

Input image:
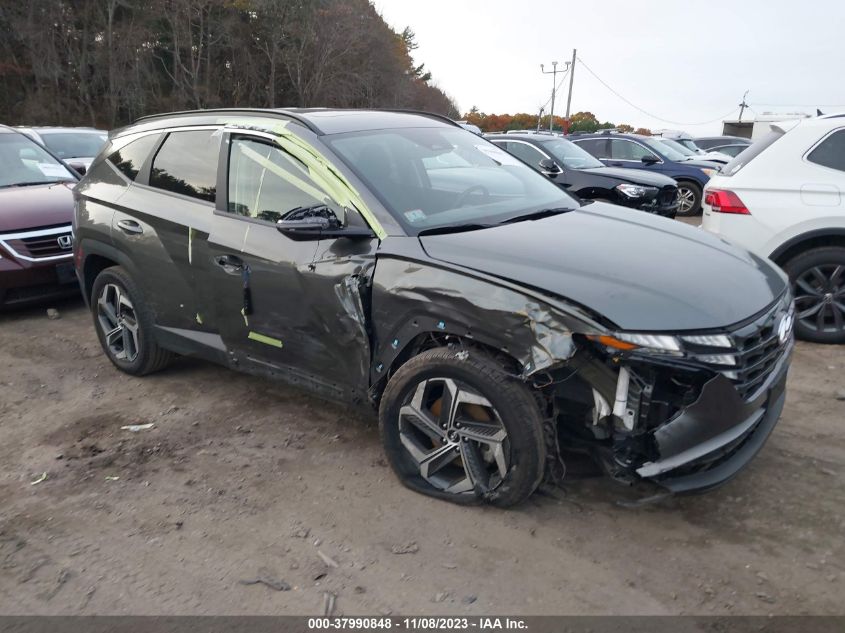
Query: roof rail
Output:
[[133, 108, 321, 134], [376, 108, 461, 128]]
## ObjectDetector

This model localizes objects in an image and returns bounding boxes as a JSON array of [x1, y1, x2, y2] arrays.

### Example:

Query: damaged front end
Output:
[[371, 245, 794, 497], [547, 293, 794, 494]]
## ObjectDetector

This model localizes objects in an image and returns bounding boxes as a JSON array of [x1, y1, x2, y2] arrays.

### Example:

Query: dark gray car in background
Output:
[[73, 108, 794, 506]]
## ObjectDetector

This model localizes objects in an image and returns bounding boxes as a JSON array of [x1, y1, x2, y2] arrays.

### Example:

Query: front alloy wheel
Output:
[[675, 182, 702, 216], [379, 347, 546, 507], [398, 377, 509, 495], [97, 283, 140, 362]]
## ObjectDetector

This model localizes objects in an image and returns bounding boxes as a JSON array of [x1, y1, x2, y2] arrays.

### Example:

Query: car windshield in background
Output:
[[659, 138, 696, 157], [721, 130, 784, 177], [541, 139, 604, 169], [0, 134, 75, 188], [642, 137, 686, 161], [41, 132, 107, 159], [326, 127, 578, 234]]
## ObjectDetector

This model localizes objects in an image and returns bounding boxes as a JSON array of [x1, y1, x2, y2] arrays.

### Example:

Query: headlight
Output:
[[700, 168, 718, 177], [615, 184, 657, 198], [588, 333, 682, 355], [681, 334, 733, 348]]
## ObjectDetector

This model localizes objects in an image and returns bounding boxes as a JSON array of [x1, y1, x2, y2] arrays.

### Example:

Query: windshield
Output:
[[641, 137, 686, 161], [660, 138, 696, 157], [0, 133, 76, 187], [325, 127, 579, 234], [541, 139, 604, 169], [677, 138, 700, 152], [41, 131, 107, 159]]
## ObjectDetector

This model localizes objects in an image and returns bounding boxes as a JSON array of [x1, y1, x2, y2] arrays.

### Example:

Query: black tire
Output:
[[675, 181, 702, 216], [90, 266, 174, 375], [379, 347, 546, 507], [784, 246, 845, 344]]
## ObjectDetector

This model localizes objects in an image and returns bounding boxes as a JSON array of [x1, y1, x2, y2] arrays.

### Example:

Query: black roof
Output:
[[134, 108, 459, 135]]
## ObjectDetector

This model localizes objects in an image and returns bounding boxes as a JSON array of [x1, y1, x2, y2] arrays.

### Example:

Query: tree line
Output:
[[0, 0, 459, 129], [463, 108, 652, 135]]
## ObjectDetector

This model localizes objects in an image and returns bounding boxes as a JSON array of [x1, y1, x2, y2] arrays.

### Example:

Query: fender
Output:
[[78, 237, 144, 305], [768, 227, 845, 263]]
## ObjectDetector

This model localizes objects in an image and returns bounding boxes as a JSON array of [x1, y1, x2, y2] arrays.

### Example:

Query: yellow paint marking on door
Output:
[[248, 331, 283, 348]]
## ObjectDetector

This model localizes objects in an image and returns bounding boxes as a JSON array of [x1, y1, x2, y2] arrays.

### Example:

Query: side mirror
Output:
[[538, 158, 562, 176], [68, 162, 87, 176], [276, 216, 375, 241], [641, 155, 659, 166]]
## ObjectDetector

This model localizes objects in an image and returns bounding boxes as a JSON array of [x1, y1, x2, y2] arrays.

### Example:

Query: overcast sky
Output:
[[374, 0, 845, 135]]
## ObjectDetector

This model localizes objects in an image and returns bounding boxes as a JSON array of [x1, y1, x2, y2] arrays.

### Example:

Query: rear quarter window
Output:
[[807, 128, 845, 172], [107, 134, 160, 181], [149, 130, 220, 202]]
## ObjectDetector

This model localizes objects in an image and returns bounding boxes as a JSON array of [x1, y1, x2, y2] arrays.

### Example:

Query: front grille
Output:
[[684, 296, 792, 401], [0, 225, 73, 261]]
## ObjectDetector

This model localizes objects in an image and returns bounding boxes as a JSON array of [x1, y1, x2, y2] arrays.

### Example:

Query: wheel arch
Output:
[[79, 239, 141, 305], [769, 229, 845, 266]]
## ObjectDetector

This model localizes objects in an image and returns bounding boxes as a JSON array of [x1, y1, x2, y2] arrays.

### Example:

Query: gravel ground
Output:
[[0, 293, 843, 616]]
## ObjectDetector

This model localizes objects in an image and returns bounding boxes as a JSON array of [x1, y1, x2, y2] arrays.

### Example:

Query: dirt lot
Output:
[[0, 292, 843, 616]]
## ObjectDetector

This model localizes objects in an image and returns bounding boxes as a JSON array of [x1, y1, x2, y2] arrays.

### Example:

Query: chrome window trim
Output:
[[0, 224, 74, 262]]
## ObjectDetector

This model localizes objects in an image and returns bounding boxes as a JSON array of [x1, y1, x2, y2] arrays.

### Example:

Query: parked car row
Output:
[[0, 126, 85, 308], [2, 108, 840, 509]]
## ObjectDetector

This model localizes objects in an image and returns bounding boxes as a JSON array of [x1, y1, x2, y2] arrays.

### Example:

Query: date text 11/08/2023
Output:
[[307, 617, 528, 630]]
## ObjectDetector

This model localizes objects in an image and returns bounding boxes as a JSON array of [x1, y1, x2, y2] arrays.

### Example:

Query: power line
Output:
[[538, 66, 570, 114], [576, 56, 739, 126]]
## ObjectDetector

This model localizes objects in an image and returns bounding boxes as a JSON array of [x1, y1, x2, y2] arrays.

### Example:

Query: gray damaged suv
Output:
[[73, 109, 794, 507]]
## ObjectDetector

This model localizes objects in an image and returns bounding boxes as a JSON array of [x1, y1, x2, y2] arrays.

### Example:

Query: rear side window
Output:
[[721, 130, 783, 177], [108, 134, 159, 181], [807, 129, 845, 172], [149, 130, 220, 202]]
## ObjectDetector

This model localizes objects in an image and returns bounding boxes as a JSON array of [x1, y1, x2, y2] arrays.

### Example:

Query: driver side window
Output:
[[610, 139, 657, 161], [227, 136, 340, 224], [503, 142, 546, 169]]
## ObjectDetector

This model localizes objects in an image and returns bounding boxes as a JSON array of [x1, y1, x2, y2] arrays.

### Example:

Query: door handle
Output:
[[116, 219, 143, 234], [214, 254, 245, 274]]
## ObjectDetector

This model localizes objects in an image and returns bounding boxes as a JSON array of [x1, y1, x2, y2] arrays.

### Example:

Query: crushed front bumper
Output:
[[636, 341, 792, 493]]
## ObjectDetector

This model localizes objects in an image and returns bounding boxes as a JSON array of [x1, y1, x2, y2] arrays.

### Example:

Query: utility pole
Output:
[[536, 107, 544, 132], [564, 48, 577, 133], [738, 90, 749, 122], [540, 61, 560, 132]]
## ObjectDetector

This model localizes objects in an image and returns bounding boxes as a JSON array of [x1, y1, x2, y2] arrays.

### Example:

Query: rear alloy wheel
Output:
[[379, 348, 546, 507], [675, 181, 702, 216], [97, 283, 140, 362], [91, 266, 174, 375], [785, 246, 845, 344]]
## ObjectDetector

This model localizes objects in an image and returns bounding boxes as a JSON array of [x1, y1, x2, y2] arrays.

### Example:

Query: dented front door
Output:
[[204, 132, 377, 400]]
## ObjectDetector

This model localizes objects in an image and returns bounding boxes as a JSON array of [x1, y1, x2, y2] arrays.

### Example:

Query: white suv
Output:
[[701, 114, 845, 343]]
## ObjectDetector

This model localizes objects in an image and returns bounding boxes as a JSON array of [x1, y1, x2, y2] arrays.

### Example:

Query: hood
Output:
[[579, 166, 675, 188], [0, 182, 75, 232], [679, 158, 722, 170], [419, 203, 787, 331], [696, 151, 731, 164]]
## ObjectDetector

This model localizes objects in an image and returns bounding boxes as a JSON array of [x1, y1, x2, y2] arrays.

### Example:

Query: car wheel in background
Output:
[[379, 347, 546, 507], [784, 246, 845, 344], [675, 181, 702, 216], [91, 266, 174, 374]]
